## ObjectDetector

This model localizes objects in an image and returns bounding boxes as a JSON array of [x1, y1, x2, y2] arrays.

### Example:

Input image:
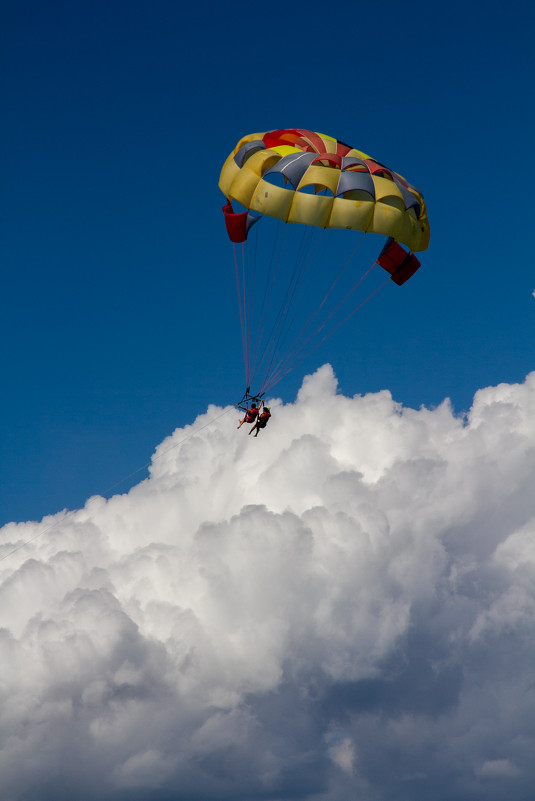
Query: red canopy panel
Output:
[[222, 201, 259, 243], [377, 238, 421, 286]]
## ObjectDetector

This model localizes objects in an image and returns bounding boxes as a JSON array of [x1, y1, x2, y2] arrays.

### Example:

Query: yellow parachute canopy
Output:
[[219, 128, 430, 253]]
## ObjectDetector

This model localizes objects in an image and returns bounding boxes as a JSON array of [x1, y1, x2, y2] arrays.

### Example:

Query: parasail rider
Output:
[[237, 400, 262, 429], [249, 406, 271, 437]]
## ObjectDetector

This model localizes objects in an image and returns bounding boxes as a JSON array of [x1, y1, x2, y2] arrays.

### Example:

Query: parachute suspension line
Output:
[[248, 221, 287, 390], [234, 225, 260, 388], [240, 243, 249, 384], [255, 224, 315, 388], [249, 219, 259, 378], [262, 263, 390, 395], [254, 223, 316, 394], [270, 224, 323, 351], [297, 230, 366, 342], [250, 220, 286, 380], [258, 225, 324, 394], [233, 242, 249, 388], [243, 219, 260, 385], [266, 230, 367, 386], [241, 243, 250, 385], [263, 224, 324, 389], [264, 258, 378, 391], [248, 219, 278, 386]]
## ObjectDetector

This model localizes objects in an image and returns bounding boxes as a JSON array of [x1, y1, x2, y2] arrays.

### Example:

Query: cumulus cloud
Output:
[[1, 365, 535, 800]]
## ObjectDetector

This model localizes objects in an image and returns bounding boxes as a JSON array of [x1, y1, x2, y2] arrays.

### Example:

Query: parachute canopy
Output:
[[219, 128, 430, 397], [219, 128, 430, 253]]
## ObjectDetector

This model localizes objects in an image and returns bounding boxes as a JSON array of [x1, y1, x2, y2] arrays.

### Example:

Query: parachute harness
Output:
[[236, 387, 264, 408]]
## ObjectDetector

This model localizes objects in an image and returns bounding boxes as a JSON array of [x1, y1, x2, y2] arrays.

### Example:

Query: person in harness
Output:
[[249, 406, 271, 437], [237, 399, 262, 429]]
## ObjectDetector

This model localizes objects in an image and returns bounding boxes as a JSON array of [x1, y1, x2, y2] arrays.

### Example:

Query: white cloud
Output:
[[1, 365, 535, 800], [326, 729, 356, 775], [477, 758, 521, 778]]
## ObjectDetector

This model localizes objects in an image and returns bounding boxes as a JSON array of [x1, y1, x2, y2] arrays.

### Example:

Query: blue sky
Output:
[[1, 0, 534, 525]]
